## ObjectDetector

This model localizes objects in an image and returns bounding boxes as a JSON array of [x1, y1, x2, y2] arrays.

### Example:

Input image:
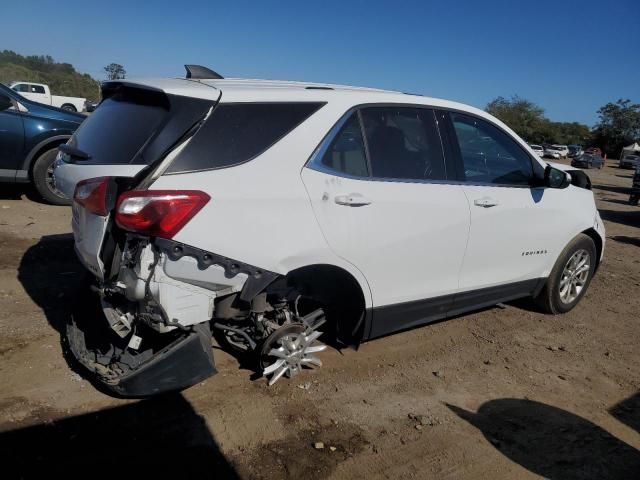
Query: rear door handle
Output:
[[335, 193, 372, 207], [473, 197, 499, 208]]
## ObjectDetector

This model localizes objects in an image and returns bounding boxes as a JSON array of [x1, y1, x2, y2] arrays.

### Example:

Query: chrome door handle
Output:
[[335, 193, 372, 207], [473, 197, 499, 208]]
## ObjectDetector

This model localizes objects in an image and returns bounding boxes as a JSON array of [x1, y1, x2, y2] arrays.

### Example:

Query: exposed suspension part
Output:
[[212, 291, 328, 385]]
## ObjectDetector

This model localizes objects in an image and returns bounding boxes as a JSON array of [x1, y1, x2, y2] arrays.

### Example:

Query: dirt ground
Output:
[[0, 159, 639, 479]]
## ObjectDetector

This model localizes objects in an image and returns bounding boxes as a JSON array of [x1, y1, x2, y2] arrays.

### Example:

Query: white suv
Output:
[[53, 66, 605, 396]]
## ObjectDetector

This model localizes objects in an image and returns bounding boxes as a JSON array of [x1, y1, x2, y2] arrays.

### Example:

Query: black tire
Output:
[[533, 234, 597, 314], [61, 104, 77, 112], [32, 148, 71, 205]]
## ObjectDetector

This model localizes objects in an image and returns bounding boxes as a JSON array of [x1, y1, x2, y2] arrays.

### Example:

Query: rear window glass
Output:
[[361, 107, 446, 181], [321, 113, 369, 177], [68, 88, 169, 164], [166, 102, 324, 173]]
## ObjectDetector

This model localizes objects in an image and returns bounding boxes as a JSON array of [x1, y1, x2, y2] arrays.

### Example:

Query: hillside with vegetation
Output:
[[0, 50, 100, 101]]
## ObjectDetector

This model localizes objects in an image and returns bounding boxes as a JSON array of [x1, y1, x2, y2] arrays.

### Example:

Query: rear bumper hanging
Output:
[[66, 311, 216, 398]]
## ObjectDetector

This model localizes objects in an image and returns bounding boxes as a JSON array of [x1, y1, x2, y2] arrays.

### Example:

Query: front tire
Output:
[[534, 234, 597, 314], [61, 104, 77, 112], [32, 148, 71, 205]]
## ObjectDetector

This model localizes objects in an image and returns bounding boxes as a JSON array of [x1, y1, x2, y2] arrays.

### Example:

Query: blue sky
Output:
[[2, 0, 638, 125]]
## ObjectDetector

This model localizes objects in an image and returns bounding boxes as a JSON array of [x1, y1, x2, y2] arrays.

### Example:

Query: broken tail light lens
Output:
[[73, 177, 111, 216], [115, 190, 210, 239]]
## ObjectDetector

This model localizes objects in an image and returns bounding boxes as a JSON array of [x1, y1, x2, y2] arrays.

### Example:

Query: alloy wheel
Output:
[[559, 249, 591, 304]]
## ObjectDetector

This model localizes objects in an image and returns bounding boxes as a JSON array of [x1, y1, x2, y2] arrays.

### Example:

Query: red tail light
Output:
[[115, 190, 210, 239], [73, 177, 111, 216]]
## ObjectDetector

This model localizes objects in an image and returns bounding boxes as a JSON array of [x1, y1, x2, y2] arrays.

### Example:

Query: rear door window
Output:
[[320, 113, 369, 177], [360, 107, 446, 181], [167, 102, 324, 173]]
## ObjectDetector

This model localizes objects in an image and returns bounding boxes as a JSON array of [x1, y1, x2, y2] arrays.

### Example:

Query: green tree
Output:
[[591, 99, 640, 157], [486, 95, 546, 143], [103, 63, 126, 80], [486, 95, 591, 146]]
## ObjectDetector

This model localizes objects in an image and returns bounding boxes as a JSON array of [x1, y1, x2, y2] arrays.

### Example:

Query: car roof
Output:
[[10, 81, 46, 87], [104, 76, 484, 114], [102, 76, 543, 164]]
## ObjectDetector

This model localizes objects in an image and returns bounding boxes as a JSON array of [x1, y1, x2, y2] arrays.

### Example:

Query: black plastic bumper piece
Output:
[[67, 315, 217, 398], [112, 324, 216, 397]]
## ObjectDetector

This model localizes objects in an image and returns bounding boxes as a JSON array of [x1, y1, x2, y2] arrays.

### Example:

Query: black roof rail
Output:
[[184, 65, 224, 80], [305, 86, 333, 90]]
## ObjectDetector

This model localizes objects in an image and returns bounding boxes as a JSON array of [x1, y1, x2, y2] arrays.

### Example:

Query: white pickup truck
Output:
[[10, 81, 86, 112]]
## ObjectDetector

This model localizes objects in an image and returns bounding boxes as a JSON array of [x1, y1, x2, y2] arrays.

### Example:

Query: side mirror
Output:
[[545, 165, 571, 189], [0, 94, 13, 111]]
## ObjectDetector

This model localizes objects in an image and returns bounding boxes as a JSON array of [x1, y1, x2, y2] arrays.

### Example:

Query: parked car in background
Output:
[[52, 67, 605, 396], [0, 83, 84, 204], [585, 147, 603, 156], [544, 145, 562, 159], [571, 153, 604, 169], [568, 145, 583, 158], [10, 81, 86, 112], [529, 144, 545, 157], [552, 145, 569, 158], [620, 154, 640, 169], [84, 99, 100, 112]]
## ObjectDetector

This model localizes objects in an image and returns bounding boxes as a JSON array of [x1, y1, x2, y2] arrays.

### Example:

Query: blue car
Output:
[[571, 153, 605, 170], [0, 83, 85, 204]]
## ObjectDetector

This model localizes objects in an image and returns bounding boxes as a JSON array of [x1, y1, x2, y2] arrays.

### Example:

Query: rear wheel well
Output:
[[27, 140, 67, 179], [284, 265, 367, 344], [581, 228, 603, 270]]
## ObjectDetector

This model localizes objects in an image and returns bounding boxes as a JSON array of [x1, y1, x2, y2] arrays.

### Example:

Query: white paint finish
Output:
[[149, 103, 374, 307], [301, 169, 470, 306], [104, 77, 221, 101], [53, 161, 147, 198], [459, 184, 597, 290], [55, 74, 605, 314], [71, 202, 109, 279]]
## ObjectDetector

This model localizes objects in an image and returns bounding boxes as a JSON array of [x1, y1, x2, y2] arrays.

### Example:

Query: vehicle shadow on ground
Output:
[[16, 233, 85, 335], [0, 184, 46, 203], [447, 398, 640, 480], [593, 184, 630, 195], [598, 209, 640, 229], [609, 391, 640, 434], [602, 197, 634, 206], [15, 233, 121, 395], [610, 235, 640, 247], [0, 393, 240, 479]]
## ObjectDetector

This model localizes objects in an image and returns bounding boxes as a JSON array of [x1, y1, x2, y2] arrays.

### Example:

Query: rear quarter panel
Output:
[[149, 100, 374, 308]]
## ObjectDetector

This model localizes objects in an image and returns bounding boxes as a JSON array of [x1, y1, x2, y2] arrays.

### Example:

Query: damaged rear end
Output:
[[68, 178, 227, 396], [56, 79, 328, 396]]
